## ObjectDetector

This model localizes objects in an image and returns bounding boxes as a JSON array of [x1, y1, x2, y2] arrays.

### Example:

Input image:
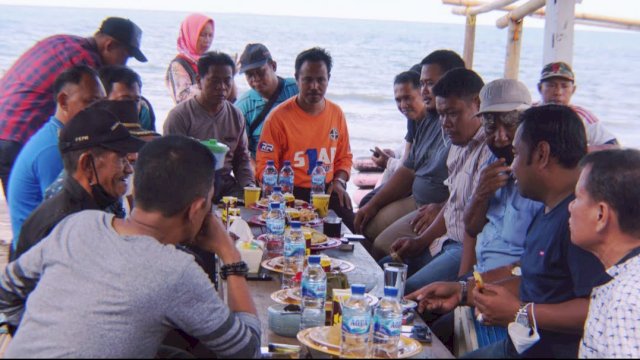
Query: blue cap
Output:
[[316, 161, 323, 166], [290, 220, 301, 229], [273, 186, 281, 192], [384, 286, 398, 298], [283, 160, 291, 166], [351, 284, 366, 295], [308, 255, 321, 264], [269, 202, 281, 209], [267, 160, 275, 165]]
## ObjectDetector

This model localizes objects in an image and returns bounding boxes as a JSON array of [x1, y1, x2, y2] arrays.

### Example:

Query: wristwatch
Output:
[[515, 303, 532, 328], [220, 261, 249, 280]]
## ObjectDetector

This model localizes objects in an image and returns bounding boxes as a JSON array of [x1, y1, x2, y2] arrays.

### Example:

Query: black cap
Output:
[[90, 100, 160, 138], [59, 106, 146, 154], [238, 43, 272, 74], [99, 17, 147, 63]]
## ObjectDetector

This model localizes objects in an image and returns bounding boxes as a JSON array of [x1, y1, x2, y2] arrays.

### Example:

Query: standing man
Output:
[[536, 62, 618, 148], [0, 17, 147, 196], [8, 66, 105, 246], [235, 43, 299, 163], [256, 47, 354, 230], [355, 50, 465, 259], [569, 149, 640, 358], [164, 51, 255, 202]]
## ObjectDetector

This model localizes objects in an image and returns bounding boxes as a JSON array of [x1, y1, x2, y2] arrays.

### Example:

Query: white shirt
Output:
[[580, 251, 640, 358]]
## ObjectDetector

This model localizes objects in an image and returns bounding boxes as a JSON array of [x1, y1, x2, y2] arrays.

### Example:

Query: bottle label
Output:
[[342, 314, 371, 335], [263, 174, 277, 186], [284, 242, 306, 257], [373, 314, 402, 337], [266, 218, 285, 235], [311, 174, 325, 186], [301, 279, 326, 299]]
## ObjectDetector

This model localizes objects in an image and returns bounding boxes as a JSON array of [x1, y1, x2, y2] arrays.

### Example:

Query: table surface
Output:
[[233, 206, 453, 359]]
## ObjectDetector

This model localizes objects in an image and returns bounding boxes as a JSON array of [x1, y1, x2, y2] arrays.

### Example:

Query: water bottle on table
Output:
[[265, 202, 285, 258], [270, 185, 285, 204], [262, 160, 278, 199], [283, 221, 305, 289], [278, 160, 295, 195], [310, 161, 326, 203], [341, 284, 371, 358], [300, 255, 326, 330], [372, 286, 403, 358]]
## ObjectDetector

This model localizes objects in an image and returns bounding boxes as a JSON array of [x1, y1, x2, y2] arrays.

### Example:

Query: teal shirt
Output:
[[235, 77, 298, 158]]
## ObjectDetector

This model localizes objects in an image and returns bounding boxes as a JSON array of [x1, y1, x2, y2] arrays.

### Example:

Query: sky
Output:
[[0, 0, 639, 28]]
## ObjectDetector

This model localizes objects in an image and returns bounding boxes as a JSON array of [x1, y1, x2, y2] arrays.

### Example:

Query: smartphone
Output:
[[344, 234, 366, 242], [410, 325, 433, 344], [369, 148, 380, 157], [246, 272, 273, 281], [338, 243, 354, 252]]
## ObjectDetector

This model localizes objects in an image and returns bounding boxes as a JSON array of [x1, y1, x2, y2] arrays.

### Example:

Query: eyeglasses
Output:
[[482, 112, 521, 131]]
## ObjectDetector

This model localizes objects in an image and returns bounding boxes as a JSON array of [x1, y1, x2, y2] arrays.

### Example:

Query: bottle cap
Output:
[[267, 160, 275, 165], [316, 161, 323, 166], [351, 284, 366, 295], [200, 139, 229, 153], [383, 286, 398, 298], [308, 255, 321, 264], [283, 160, 291, 166], [269, 202, 281, 209], [290, 221, 301, 229], [273, 186, 282, 192]]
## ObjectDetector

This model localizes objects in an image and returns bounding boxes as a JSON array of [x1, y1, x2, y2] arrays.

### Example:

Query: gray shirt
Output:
[[404, 111, 451, 206], [164, 98, 255, 187], [0, 211, 261, 358]]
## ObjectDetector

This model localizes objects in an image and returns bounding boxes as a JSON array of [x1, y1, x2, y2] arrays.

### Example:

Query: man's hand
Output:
[[371, 146, 394, 169], [475, 159, 511, 201], [354, 203, 379, 234], [410, 203, 443, 234], [327, 180, 352, 210], [406, 281, 462, 314], [472, 283, 521, 327], [390, 236, 425, 260], [194, 213, 241, 264]]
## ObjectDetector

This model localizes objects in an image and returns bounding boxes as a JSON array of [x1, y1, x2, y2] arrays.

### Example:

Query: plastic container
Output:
[[310, 161, 326, 203], [262, 160, 278, 199], [265, 202, 285, 258], [372, 287, 403, 358], [301, 255, 327, 330], [341, 284, 371, 358], [268, 304, 302, 338], [279, 160, 295, 195], [283, 221, 305, 289], [200, 139, 228, 171]]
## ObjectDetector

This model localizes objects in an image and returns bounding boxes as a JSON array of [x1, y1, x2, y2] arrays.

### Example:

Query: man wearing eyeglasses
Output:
[[235, 43, 299, 162]]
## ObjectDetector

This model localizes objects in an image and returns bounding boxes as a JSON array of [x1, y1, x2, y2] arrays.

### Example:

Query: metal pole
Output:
[[504, 18, 523, 79], [463, 13, 477, 68], [543, 0, 576, 66]]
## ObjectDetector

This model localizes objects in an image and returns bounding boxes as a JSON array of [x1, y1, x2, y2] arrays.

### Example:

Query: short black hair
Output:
[[99, 65, 142, 95], [519, 104, 587, 169], [580, 149, 640, 237], [134, 136, 215, 217], [409, 63, 422, 74], [294, 47, 332, 79], [197, 51, 236, 78], [394, 71, 420, 89], [420, 50, 466, 73], [53, 65, 99, 100], [432, 68, 484, 100]]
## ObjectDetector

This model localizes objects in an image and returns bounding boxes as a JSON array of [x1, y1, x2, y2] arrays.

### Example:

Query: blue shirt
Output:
[[235, 77, 298, 157], [520, 194, 607, 358], [8, 116, 64, 244], [475, 156, 543, 272]]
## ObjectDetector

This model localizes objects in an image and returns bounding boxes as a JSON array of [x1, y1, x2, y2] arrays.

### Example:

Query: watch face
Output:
[[515, 311, 530, 328]]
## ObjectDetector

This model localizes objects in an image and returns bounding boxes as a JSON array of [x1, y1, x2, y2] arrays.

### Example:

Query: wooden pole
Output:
[[496, 0, 546, 28], [463, 13, 477, 68], [543, 0, 576, 66], [504, 18, 523, 79]]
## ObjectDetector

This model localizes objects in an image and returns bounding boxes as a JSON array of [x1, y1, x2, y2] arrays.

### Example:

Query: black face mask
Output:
[[89, 155, 120, 210], [488, 144, 515, 166]]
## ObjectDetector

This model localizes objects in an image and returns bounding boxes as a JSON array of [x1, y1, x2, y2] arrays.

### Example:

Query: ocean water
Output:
[[1, 5, 639, 158]]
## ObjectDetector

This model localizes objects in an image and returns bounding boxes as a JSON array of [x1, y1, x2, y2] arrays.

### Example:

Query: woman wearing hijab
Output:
[[165, 13, 237, 104]]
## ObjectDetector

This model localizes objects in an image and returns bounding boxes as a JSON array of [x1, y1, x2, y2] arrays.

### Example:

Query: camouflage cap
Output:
[[540, 61, 575, 82]]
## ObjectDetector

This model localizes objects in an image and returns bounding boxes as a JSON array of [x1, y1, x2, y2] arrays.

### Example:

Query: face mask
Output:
[[488, 144, 515, 165], [89, 155, 120, 210], [508, 303, 540, 354]]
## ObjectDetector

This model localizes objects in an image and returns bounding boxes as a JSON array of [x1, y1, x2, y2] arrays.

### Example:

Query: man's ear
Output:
[[572, 84, 577, 96], [195, 74, 202, 89], [271, 60, 277, 73], [595, 202, 610, 233], [537, 82, 542, 94], [78, 152, 96, 184], [57, 90, 69, 113], [472, 94, 481, 113], [535, 141, 551, 168], [187, 197, 207, 225]]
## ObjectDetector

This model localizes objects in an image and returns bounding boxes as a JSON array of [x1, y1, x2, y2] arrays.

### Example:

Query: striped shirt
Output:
[[429, 127, 491, 256], [533, 102, 618, 146], [0, 35, 101, 144], [0, 211, 261, 358]]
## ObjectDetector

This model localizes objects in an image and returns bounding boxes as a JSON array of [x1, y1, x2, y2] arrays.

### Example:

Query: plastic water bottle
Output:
[[300, 255, 326, 330], [278, 160, 295, 195], [282, 221, 306, 289], [269, 186, 285, 204], [372, 287, 403, 358], [341, 284, 371, 358], [265, 202, 285, 258], [310, 161, 326, 203], [262, 160, 278, 199]]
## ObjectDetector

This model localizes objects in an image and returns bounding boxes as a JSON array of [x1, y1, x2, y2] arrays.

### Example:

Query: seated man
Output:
[[99, 65, 156, 131], [8, 65, 105, 248], [0, 135, 261, 358], [235, 43, 299, 162], [164, 51, 255, 202], [384, 68, 492, 294], [356, 50, 465, 259], [536, 61, 618, 148], [11, 102, 145, 261], [410, 105, 607, 358], [256, 47, 355, 230], [569, 149, 640, 358]]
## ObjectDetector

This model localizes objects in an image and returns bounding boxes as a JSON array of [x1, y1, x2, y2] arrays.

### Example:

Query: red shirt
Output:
[[0, 35, 102, 144]]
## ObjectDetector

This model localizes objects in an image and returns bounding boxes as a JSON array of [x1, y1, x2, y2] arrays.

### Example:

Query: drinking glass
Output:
[[383, 262, 408, 301]]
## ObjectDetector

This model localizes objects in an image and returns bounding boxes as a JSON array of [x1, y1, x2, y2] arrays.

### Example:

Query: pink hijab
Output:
[[176, 13, 215, 64]]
